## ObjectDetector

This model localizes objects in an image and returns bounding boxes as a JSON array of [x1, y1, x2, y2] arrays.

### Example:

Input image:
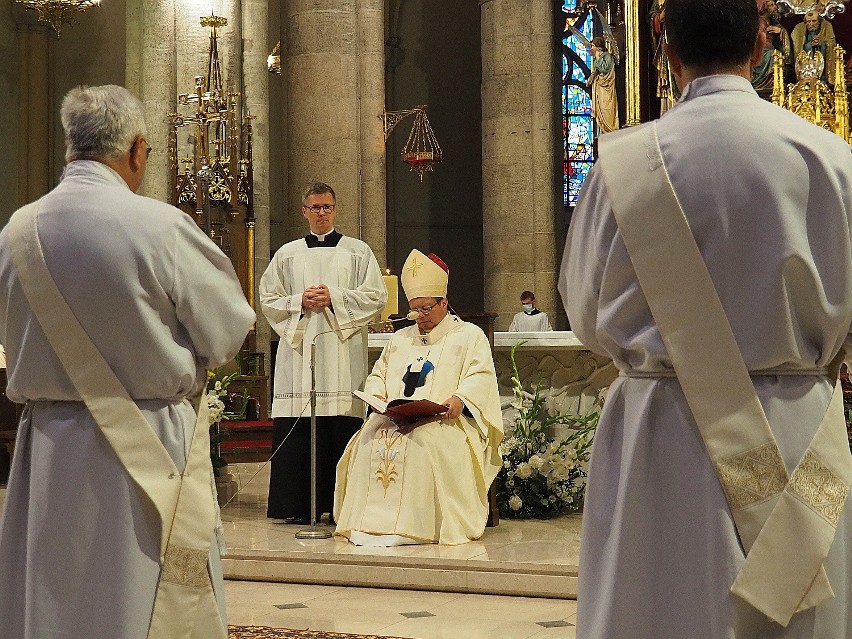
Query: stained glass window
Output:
[[562, 1, 595, 207]]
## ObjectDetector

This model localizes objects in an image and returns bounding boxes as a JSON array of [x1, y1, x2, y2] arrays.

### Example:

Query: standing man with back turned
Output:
[[261, 182, 386, 524], [0, 85, 255, 638], [560, 0, 852, 636]]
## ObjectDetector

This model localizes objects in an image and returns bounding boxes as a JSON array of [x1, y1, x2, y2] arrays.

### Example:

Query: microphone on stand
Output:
[[294, 311, 419, 540]]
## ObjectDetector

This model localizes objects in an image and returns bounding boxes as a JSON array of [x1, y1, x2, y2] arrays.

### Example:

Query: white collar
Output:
[[311, 228, 336, 241]]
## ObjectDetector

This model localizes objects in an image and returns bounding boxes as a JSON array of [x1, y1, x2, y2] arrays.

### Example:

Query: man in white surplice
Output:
[[334, 249, 503, 545], [559, 0, 852, 636], [0, 85, 255, 638], [260, 182, 386, 523]]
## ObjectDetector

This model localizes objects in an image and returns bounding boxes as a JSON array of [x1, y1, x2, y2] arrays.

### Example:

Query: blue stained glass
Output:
[[562, 0, 595, 207]]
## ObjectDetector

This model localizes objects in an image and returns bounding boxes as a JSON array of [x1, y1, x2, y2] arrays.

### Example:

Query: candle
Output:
[[381, 270, 399, 321]]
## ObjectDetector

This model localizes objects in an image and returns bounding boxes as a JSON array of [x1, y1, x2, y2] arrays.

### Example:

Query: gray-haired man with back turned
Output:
[[0, 84, 255, 638]]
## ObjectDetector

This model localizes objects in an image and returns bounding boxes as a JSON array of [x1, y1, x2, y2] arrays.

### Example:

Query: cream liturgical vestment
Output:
[[560, 75, 852, 638], [260, 235, 386, 419], [334, 314, 504, 545], [0, 161, 255, 639]]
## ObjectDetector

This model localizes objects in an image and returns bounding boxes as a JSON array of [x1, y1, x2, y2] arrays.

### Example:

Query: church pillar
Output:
[[481, 0, 559, 330], [242, 0, 273, 396], [624, 0, 642, 125], [355, 0, 386, 267], [14, 11, 53, 206], [127, 0, 176, 202], [282, 0, 386, 265]]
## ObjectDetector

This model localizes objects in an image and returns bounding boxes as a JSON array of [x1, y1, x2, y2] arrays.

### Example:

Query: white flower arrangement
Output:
[[206, 365, 248, 476], [495, 341, 599, 519]]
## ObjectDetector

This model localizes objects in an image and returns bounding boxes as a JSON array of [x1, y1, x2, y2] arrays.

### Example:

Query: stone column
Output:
[[283, 0, 386, 264], [127, 0, 176, 202], [14, 10, 53, 206], [481, 0, 558, 330], [355, 0, 386, 267], [242, 0, 272, 396], [624, 0, 642, 126]]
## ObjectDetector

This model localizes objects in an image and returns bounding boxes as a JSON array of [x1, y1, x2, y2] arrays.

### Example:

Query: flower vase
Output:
[[214, 466, 237, 506]]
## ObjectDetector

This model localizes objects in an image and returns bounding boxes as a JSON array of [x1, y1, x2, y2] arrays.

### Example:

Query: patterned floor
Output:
[[225, 581, 577, 639], [229, 627, 409, 639]]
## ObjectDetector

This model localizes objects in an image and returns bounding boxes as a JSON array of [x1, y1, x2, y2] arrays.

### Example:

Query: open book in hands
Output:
[[352, 389, 448, 421]]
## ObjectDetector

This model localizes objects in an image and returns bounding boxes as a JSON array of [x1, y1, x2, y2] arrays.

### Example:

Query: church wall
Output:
[[51, 1, 127, 186], [0, 3, 19, 225], [386, 0, 485, 313], [0, 1, 126, 226]]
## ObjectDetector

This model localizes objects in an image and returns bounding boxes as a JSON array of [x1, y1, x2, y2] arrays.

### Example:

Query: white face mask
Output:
[[522, 303, 534, 312]]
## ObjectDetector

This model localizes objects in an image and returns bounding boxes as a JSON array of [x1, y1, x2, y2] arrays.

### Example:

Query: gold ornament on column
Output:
[[381, 105, 442, 181], [267, 41, 281, 74], [15, 0, 99, 36], [166, 16, 267, 407]]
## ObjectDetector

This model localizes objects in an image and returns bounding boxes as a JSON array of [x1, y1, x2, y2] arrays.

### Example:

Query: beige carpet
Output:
[[229, 626, 410, 639]]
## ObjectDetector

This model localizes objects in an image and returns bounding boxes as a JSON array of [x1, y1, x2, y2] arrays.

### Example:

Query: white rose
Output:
[[529, 454, 544, 470], [515, 462, 533, 479], [508, 495, 523, 510]]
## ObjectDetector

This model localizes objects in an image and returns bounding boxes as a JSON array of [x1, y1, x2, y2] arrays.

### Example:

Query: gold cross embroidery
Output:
[[407, 256, 423, 277]]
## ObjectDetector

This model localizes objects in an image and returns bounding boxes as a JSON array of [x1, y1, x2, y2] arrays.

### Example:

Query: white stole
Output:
[[8, 202, 227, 639], [598, 122, 852, 626]]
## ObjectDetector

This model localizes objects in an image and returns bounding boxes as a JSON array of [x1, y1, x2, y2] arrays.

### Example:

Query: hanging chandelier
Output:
[[382, 104, 442, 181], [15, 0, 100, 36]]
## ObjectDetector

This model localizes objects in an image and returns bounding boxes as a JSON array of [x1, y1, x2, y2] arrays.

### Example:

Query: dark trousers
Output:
[[266, 414, 362, 520]]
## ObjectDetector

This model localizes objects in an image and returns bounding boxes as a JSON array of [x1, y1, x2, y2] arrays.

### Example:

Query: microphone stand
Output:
[[295, 333, 331, 539], [294, 313, 415, 540]]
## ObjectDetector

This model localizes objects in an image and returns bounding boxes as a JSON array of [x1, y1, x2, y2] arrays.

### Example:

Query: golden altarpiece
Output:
[[772, 44, 851, 142], [168, 16, 268, 419]]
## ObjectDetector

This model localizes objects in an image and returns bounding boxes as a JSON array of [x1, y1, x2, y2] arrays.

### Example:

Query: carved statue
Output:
[[649, 0, 678, 113], [791, 9, 836, 84], [752, 0, 793, 89], [588, 36, 620, 133], [566, 10, 621, 133]]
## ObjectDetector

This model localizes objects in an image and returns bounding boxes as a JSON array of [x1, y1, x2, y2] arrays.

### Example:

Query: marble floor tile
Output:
[[225, 581, 577, 639], [377, 615, 548, 639], [431, 592, 577, 623]]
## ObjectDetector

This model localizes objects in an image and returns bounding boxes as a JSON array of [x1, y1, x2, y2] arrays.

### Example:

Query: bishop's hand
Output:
[[442, 395, 463, 420]]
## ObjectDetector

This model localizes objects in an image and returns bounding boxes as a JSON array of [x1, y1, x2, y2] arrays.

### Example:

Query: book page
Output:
[[352, 389, 388, 413]]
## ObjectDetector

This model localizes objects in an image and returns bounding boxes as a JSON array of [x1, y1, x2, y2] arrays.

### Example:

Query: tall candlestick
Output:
[[381, 270, 399, 321]]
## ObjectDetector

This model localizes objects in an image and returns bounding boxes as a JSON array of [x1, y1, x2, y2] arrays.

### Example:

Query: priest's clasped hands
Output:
[[302, 284, 331, 310]]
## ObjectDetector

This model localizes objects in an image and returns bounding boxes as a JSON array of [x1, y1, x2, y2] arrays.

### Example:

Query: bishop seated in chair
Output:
[[334, 249, 503, 545]]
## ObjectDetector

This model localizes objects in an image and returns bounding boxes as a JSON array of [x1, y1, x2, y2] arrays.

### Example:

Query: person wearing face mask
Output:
[[508, 291, 553, 332], [334, 249, 503, 546]]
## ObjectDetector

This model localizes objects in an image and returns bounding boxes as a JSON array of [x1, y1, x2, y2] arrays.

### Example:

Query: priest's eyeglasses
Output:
[[305, 204, 335, 213], [409, 300, 442, 315]]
